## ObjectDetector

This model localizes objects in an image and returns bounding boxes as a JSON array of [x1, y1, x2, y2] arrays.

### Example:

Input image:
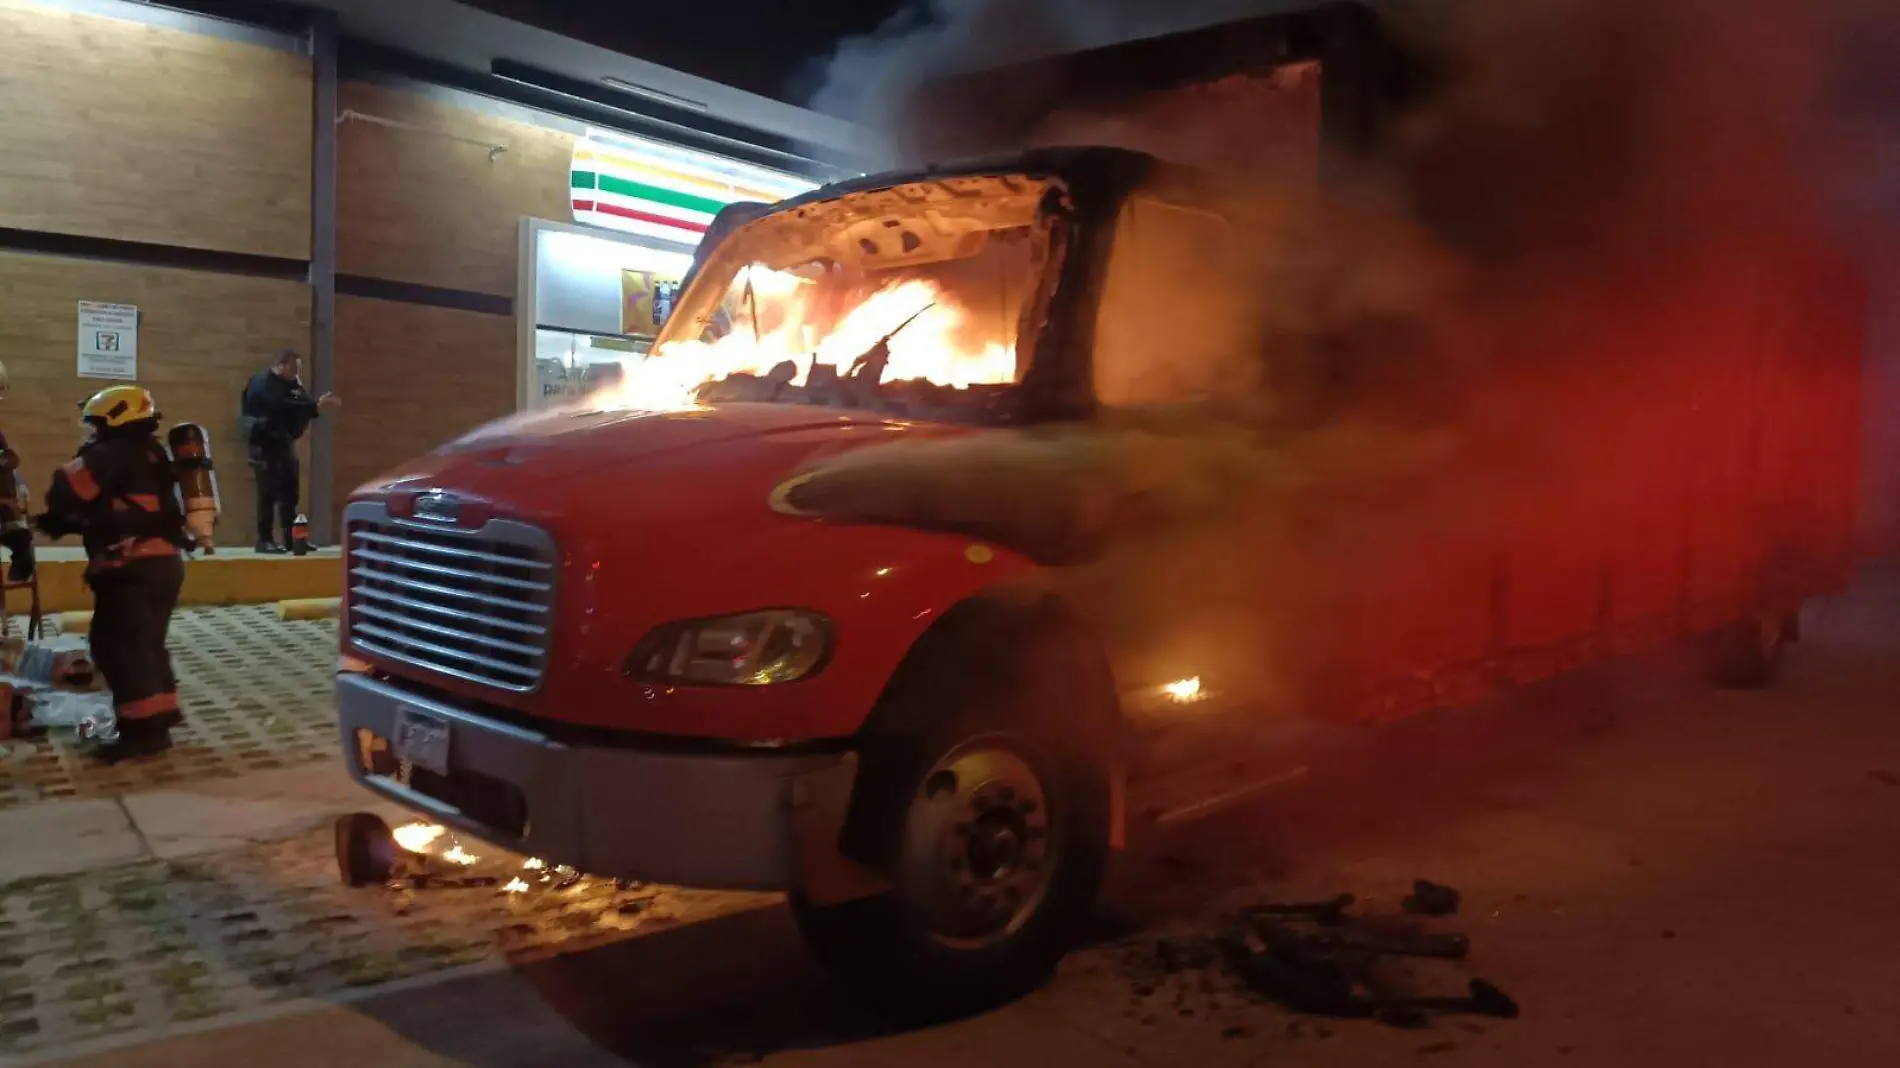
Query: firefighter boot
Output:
[[92, 710, 181, 765]]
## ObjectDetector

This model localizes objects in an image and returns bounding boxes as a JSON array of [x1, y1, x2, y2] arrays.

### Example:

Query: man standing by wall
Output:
[[241, 349, 338, 554]]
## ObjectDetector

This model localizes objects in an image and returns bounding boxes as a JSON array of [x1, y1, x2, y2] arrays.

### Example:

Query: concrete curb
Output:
[[29, 549, 341, 614], [0, 764, 408, 886]]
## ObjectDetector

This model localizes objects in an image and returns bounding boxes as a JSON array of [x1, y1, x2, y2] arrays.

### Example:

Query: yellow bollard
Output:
[[277, 598, 341, 622]]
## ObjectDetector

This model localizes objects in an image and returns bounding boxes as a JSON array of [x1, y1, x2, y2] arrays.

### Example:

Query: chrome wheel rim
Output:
[[896, 734, 1057, 950]]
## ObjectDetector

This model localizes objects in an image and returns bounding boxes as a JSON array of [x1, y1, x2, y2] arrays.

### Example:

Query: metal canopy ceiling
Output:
[[281, 0, 871, 163]]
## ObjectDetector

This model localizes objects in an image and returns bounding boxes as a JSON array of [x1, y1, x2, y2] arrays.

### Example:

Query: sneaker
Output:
[[256, 541, 288, 555]]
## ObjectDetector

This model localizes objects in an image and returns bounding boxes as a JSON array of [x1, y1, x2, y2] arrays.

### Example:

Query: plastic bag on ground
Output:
[[27, 688, 115, 741]]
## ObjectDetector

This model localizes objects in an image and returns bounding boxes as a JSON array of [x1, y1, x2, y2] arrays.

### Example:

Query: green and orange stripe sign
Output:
[[570, 131, 814, 245]]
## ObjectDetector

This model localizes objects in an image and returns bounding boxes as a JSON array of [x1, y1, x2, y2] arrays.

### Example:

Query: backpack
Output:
[[238, 381, 260, 445]]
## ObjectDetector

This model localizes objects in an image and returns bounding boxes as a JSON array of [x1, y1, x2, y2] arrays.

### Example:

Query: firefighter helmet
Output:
[[81, 385, 160, 428]]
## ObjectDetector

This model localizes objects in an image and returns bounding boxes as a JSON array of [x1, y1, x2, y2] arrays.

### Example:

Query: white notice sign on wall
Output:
[[77, 301, 139, 381]]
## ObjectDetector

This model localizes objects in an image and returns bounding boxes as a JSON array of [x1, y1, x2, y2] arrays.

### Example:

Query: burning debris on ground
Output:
[[1110, 882, 1519, 1032], [0, 824, 771, 1058], [337, 817, 594, 899]]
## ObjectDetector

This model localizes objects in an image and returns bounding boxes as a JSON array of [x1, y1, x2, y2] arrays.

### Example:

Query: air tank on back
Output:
[[167, 423, 220, 553]]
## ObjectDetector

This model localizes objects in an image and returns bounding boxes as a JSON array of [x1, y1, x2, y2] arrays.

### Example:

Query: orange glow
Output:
[[1162, 677, 1205, 703], [592, 266, 1016, 412], [392, 822, 445, 853]]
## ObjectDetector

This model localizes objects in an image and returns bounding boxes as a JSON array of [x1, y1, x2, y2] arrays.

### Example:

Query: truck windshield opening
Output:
[[605, 175, 1058, 423]]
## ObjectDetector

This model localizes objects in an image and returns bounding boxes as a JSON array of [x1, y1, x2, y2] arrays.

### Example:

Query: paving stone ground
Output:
[[0, 823, 772, 1058], [0, 605, 774, 1059], [0, 607, 339, 810]]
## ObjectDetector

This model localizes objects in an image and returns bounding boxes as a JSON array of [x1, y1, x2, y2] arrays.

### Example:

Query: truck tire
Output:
[[1704, 613, 1788, 690], [792, 607, 1113, 1020]]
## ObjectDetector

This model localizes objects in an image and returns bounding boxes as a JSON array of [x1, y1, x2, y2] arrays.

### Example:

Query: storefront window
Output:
[[526, 132, 819, 411]]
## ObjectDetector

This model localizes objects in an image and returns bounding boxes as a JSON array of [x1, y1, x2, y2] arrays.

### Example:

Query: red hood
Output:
[[359, 402, 959, 520], [351, 397, 1048, 741], [344, 401, 1033, 742], [393, 403, 905, 475]]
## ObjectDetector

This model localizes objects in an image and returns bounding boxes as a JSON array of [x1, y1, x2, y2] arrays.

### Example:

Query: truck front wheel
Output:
[[791, 612, 1113, 1019]]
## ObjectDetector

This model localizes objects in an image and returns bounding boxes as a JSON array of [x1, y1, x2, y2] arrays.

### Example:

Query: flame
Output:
[[442, 845, 479, 866], [1162, 677, 1204, 703], [522, 857, 547, 871], [502, 877, 531, 894], [392, 822, 446, 853], [593, 266, 1017, 412]]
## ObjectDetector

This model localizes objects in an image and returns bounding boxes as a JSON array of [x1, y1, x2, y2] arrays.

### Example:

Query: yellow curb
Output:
[[25, 551, 342, 613], [277, 598, 341, 621]]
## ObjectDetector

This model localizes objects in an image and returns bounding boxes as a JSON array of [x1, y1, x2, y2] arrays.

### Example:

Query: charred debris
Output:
[[1117, 882, 1520, 1031]]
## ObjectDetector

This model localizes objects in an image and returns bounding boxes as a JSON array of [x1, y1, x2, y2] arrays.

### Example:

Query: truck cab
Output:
[[335, 0, 1863, 1013], [339, 147, 1244, 1010]]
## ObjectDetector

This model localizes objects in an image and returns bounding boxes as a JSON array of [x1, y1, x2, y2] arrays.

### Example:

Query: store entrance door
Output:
[[515, 218, 695, 411]]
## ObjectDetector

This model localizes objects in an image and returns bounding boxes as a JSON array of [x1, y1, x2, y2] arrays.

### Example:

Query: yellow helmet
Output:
[[81, 385, 159, 428]]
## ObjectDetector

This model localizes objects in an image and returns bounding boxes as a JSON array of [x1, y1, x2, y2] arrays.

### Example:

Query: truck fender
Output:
[[830, 589, 1129, 876]]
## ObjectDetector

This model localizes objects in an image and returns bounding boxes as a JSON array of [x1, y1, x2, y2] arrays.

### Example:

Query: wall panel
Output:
[[332, 294, 516, 505], [0, 0, 313, 259], [0, 251, 311, 547], [338, 81, 575, 296]]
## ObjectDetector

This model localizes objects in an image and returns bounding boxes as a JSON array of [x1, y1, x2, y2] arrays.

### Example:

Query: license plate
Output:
[[392, 707, 451, 777]]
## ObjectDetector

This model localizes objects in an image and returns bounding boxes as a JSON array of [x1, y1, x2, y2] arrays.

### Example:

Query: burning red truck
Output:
[[335, 3, 1866, 1012]]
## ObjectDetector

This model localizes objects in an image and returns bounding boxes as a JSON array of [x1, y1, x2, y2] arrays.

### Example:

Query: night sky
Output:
[[464, 0, 916, 106]]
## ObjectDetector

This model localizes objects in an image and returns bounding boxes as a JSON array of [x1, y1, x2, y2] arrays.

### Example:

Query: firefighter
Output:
[[0, 361, 34, 583], [36, 386, 191, 763]]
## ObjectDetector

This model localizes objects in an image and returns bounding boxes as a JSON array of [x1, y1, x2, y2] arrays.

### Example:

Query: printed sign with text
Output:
[[77, 301, 139, 381]]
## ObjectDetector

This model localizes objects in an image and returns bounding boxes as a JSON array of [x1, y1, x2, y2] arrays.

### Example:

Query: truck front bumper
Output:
[[336, 672, 854, 891]]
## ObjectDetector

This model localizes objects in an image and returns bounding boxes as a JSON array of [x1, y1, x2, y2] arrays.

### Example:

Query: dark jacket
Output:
[[242, 370, 321, 451], [38, 428, 188, 567]]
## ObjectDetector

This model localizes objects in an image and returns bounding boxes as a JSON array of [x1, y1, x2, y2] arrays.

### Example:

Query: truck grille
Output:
[[344, 512, 557, 692]]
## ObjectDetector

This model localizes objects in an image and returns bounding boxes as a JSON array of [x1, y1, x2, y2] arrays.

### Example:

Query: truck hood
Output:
[[354, 401, 965, 535], [426, 403, 895, 471], [345, 401, 1030, 740]]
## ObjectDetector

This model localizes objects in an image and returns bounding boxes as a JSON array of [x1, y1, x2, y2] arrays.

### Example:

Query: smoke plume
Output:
[[790, 0, 1899, 709], [804, 0, 1310, 160]]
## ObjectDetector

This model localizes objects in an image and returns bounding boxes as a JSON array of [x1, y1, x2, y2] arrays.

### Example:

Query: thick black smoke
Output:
[[804, 0, 1310, 160], [784, 0, 1900, 701]]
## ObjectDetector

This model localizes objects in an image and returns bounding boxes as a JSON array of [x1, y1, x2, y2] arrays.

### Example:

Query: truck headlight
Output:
[[626, 610, 832, 686]]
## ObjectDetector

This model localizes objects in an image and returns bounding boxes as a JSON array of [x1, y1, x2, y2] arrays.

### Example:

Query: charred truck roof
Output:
[[699, 0, 1418, 237], [901, 0, 1416, 163], [670, 3, 1422, 426]]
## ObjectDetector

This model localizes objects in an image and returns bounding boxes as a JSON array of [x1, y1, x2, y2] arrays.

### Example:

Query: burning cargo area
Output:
[[761, 0, 1884, 714]]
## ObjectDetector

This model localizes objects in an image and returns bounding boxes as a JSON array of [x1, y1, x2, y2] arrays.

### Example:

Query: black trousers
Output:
[[89, 554, 185, 721], [252, 446, 301, 544]]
